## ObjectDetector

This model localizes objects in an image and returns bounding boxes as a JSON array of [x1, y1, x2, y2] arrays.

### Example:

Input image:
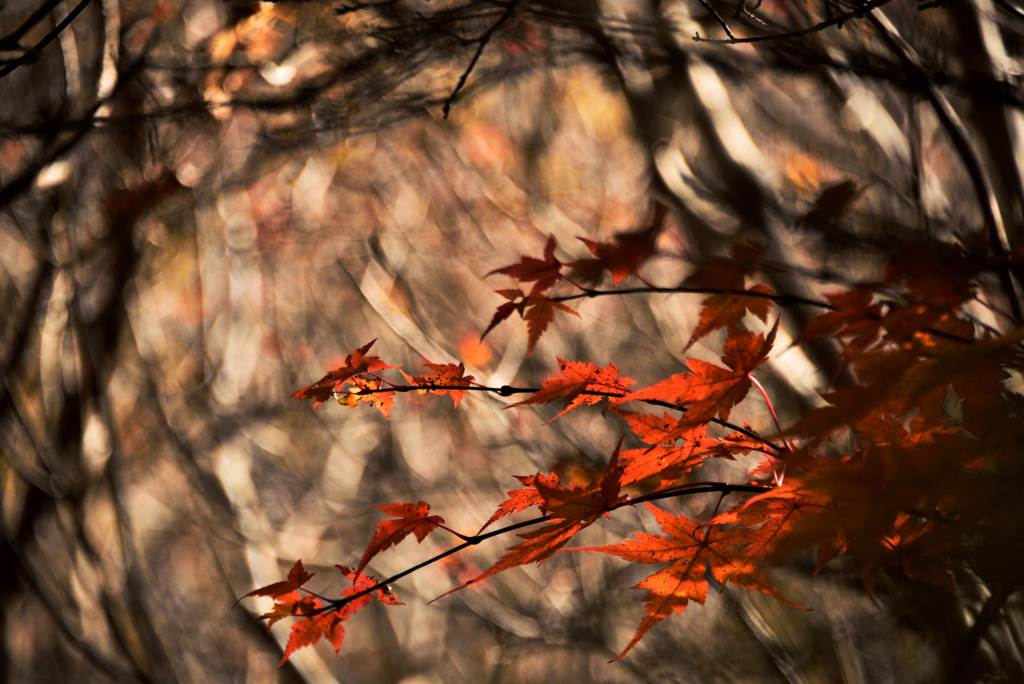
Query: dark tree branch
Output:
[[0, 0, 65, 51], [868, 9, 1024, 323], [0, 0, 95, 79], [693, 0, 894, 44], [442, 2, 517, 118], [301, 482, 772, 617], [696, 0, 737, 40], [945, 579, 1022, 684]]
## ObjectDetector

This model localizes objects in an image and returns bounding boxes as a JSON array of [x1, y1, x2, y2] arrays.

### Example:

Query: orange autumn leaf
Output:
[[336, 376, 396, 418], [522, 296, 580, 357], [277, 565, 401, 666], [511, 359, 635, 422], [619, 321, 779, 425], [401, 362, 475, 408], [279, 601, 345, 666], [291, 340, 399, 409], [711, 488, 829, 562], [480, 289, 580, 357], [684, 284, 773, 351], [487, 235, 563, 296], [612, 412, 715, 486], [447, 440, 628, 594], [241, 559, 315, 603], [577, 502, 797, 660]]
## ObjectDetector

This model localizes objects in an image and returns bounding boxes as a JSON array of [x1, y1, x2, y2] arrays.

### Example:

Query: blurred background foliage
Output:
[[2, 0, 1024, 680]]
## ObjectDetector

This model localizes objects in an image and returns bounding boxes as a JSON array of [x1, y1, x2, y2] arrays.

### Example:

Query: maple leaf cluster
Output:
[[481, 203, 669, 355], [248, 225, 1024, 666], [242, 560, 401, 666]]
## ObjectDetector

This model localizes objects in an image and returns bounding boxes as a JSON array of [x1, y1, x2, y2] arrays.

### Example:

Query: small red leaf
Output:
[[487, 235, 563, 296], [355, 501, 445, 578]]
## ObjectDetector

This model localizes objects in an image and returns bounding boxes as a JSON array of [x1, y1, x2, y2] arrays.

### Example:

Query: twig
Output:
[[335, 0, 400, 15], [542, 285, 974, 343], [868, 9, 1024, 323], [551, 284, 828, 308], [697, 0, 737, 39], [945, 579, 1022, 684], [0, 0, 65, 51], [693, 0, 893, 44], [0, 0, 95, 79], [305, 480, 772, 616], [442, 2, 517, 118], [316, 514, 553, 614]]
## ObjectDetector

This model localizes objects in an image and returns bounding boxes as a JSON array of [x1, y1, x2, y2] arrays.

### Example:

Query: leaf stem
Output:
[[747, 373, 789, 486]]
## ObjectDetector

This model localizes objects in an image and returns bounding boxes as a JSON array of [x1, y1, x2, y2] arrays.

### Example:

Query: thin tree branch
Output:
[[442, 2, 517, 118], [693, 0, 894, 44], [696, 0, 737, 40], [551, 284, 829, 308], [0, 0, 65, 51], [295, 481, 772, 618], [868, 9, 1024, 323], [327, 382, 783, 451], [945, 579, 1022, 684], [0, 0, 95, 79]]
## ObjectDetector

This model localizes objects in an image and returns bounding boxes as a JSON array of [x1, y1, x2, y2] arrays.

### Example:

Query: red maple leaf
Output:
[[241, 559, 315, 603], [684, 284, 773, 351], [578, 502, 797, 660], [401, 362, 475, 408], [481, 288, 529, 340], [683, 242, 767, 291], [480, 289, 579, 357], [355, 502, 445, 578], [277, 565, 401, 666], [612, 411, 716, 486], [797, 289, 881, 348], [522, 296, 580, 357], [568, 203, 666, 286], [511, 359, 635, 422], [487, 235, 563, 296], [618, 321, 779, 426], [291, 340, 399, 409], [711, 489, 828, 563], [445, 440, 628, 595], [335, 376, 397, 418], [278, 600, 345, 666], [259, 591, 305, 631], [679, 243, 776, 350]]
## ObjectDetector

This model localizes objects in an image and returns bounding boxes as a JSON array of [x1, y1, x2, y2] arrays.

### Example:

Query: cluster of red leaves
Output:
[[289, 339, 398, 411], [482, 203, 668, 355], [242, 561, 401, 666], [252, 232, 1024, 664]]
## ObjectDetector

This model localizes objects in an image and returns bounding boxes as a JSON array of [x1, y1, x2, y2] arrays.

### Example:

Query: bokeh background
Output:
[[2, 0, 1024, 680]]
